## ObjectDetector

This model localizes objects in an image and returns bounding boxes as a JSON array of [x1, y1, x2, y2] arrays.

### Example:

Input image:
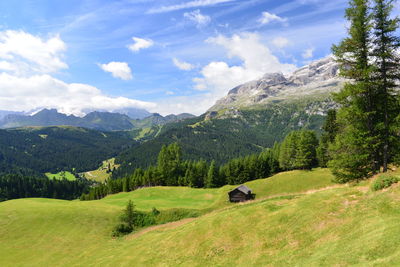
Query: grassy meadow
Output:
[[82, 158, 119, 182], [97, 168, 335, 210], [1, 168, 400, 266], [45, 171, 76, 181]]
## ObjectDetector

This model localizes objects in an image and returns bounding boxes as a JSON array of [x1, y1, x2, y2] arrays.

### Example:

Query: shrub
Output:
[[111, 202, 203, 237], [112, 223, 133, 237], [152, 207, 160, 216], [132, 212, 156, 227], [371, 175, 399, 191]]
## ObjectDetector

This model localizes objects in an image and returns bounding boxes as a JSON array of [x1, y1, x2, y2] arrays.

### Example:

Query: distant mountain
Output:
[[131, 113, 196, 129], [82, 111, 134, 131], [209, 57, 343, 111], [0, 109, 196, 131], [112, 108, 152, 120], [0, 109, 80, 129], [0, 110, 26, 120]]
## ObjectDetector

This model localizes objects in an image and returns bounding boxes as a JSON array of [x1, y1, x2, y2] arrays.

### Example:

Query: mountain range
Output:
[[0, 57, 340, 133], [0, 109, 195, 132], [209, 56, 343, 112]]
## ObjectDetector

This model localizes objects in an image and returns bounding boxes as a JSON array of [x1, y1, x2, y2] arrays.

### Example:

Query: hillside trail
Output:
[[127, 183, 363, 240]]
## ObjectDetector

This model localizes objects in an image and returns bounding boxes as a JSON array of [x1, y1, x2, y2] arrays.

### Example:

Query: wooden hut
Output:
[[228, 185, 255, 202]]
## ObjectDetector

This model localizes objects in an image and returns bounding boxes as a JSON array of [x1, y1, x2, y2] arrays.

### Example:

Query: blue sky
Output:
[[0, 0, 374, 115]]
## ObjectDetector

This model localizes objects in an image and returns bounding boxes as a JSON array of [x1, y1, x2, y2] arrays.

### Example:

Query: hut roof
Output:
[[230, 185, 252, 194]]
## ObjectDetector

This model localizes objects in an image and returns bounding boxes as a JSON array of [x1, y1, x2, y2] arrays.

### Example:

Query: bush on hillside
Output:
[[112, 200, 201, 237], [371, 175, 399, 191], [112, 223, 133, 237]]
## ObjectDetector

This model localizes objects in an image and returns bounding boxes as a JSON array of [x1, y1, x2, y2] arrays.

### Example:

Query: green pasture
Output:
[[2, 168, 399, 266], [45, 171, 76, 181]]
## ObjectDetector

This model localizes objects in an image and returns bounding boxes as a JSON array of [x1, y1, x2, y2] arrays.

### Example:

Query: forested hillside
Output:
[[113, 100, 327, 178], [0, 126, 136, 176]]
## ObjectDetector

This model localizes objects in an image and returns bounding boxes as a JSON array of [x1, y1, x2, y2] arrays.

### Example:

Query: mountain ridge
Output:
[[0, 109, 196, 131], [209, 56, 344, 112]]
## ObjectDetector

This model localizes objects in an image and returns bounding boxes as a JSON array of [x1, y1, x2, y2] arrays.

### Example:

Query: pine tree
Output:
[[295, 131, 318, 170], [371, 0, 400, 172], [267, 142, 280, 173], [122, 177, 129, 192], [317, 110, 338, 167], [329, 0, 380, 181], [205, 160, 218, 188], [123, 200, 136, 229], [279, 131, 299, 170], [157, 143, 183, 185], [316, 139, 329, 167]]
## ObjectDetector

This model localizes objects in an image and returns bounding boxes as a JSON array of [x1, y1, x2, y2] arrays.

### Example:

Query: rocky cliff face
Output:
[[209, 57, 345, 111]]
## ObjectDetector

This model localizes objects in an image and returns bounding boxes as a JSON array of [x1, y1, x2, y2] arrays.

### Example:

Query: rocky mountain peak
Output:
[[209, 56, 344, 112], [288, 56, 339, 85]]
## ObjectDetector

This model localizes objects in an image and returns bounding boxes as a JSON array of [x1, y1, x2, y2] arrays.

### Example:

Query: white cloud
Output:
[[272, 37, 290, 48], [0, 30, 154, 116], [259, 11, 287, 25], [194, 33, 296, 92], [128, 37, 154, 52], [189, 33, 296, 112], [148, 0, 235, 14], [154, 94, 215, 115], [99, 61, 133, 80], [0, 73, 155, 116], [184, 9, 211, 27], [0, 30, 67, 75], [302, 47, 314, 59], [173, 58, 195, 71]]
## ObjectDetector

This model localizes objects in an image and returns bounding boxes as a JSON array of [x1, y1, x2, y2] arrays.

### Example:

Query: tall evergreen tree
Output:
[[295, 130, 318, 170], [317, 110, 338, 167], [279, 130, 318, 170], [279, 131, 299, 170], [205, 160, 218, 188], [157, 143, 182, 185], [371, 0, 400, 172], [329, 0, 380, 181], [123, 200, 136, 229]]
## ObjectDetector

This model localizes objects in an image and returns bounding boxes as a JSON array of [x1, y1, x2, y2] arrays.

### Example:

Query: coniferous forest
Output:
[[81, 129, 321, 200], [0, 174, 89, 201], [0, 126, 135, 176]]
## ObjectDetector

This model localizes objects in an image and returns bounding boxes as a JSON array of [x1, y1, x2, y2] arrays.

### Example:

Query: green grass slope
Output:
[[2, 169, 400, 266], [82, 158, 119, 182], [45, 171, 76, 181], [100, 168, 334, 210]]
